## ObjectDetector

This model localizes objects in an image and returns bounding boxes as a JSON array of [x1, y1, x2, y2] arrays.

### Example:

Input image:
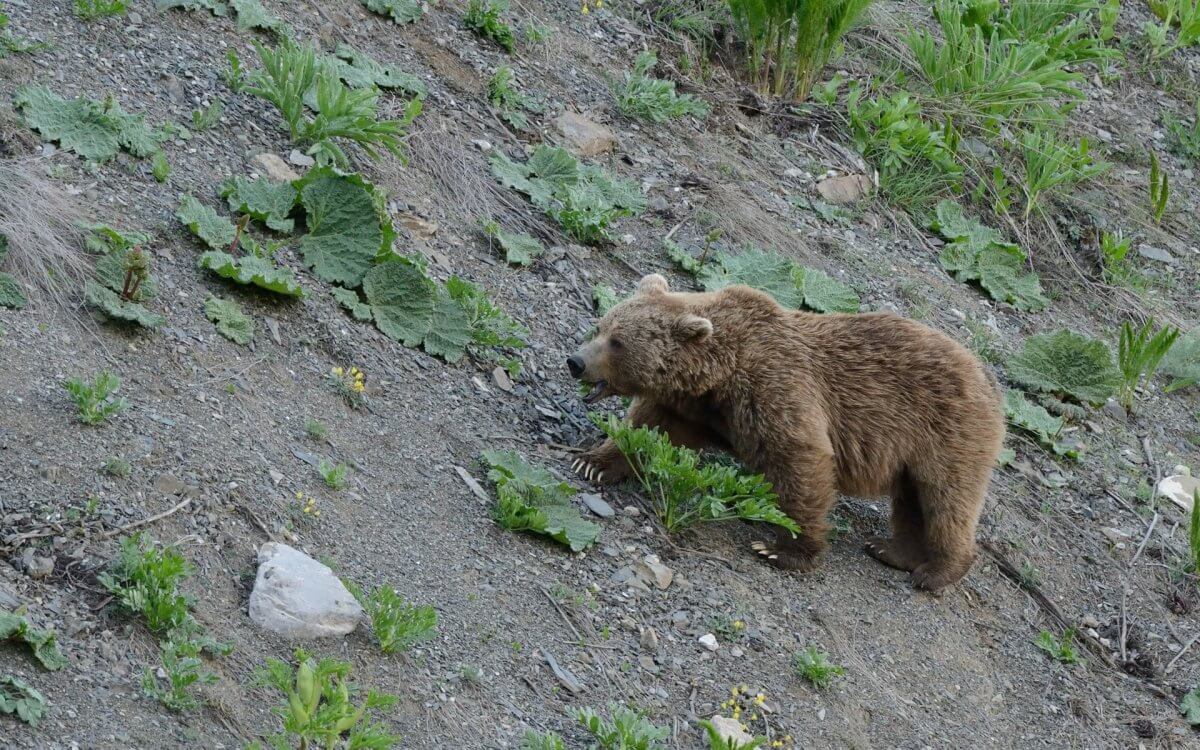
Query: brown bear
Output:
[[566, 273, 1005, 591]]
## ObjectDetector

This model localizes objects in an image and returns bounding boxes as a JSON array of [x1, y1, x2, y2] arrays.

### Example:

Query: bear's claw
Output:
[[571, 458, 605, 484]]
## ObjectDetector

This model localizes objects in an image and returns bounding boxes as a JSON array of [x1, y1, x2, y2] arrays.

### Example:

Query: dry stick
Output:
[[1129, 512, 1160, 568], [1166, 632, 1200, 674], [102, 497, 192, 538]]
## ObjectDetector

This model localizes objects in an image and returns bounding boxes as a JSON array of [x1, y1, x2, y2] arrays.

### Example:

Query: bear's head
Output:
[[567, 273, 714, 402]]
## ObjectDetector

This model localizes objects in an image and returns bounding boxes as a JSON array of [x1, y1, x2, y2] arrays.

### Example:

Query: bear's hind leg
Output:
[[908, 475, 987, 592], [865, 472, 929, 572]]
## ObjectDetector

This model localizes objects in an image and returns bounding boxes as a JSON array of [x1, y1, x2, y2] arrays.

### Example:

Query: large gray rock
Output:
[[556, 112, 616, 157], [249, 543, 363, 638], [250, 153, 300, 182]]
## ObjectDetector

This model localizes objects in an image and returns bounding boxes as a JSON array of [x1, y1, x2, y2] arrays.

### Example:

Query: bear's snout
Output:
[[566, 355, 585, 379]]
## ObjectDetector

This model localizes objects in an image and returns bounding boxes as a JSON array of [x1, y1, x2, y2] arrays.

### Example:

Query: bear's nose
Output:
[[566, 355, 585, 379]]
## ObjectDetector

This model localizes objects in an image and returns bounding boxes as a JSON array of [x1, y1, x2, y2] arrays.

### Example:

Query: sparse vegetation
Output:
[[522, 730, 568, 750], [205, 295, 255, 345], [0, 610, 68, 671], [577, 704, 671, 749], [1034, 628, 1080, 664], [62, 371, 127, 425], [1149, 152, 1170, 223], [305, 420, 328, 441], [465, 0, 516, 52], [1167, 99, 1200, 161], [103, 456, 132, 477], [0, 675, 47, 727], [793, 646, 845, 689], [1188, 490, 1200, 576], [488, 66, 537, 129], [613, 50, 709, 122], [14, 85, 162, 162], [98, 533, 195, 634], [343, 580, 437, 654], [595, 415, 800, 534], [73, 0, 127, 21], [191, 100, 223, 131], [141, 636, 220, 712], [317, 459, 350, 489], [1117, 320, 1180, 411]]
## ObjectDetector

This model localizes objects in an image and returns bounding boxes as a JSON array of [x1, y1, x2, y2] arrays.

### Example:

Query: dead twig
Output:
[[1129, 512, 1160, 568], [1166, 633, 1200, 674], [103, 497, 192, 538]]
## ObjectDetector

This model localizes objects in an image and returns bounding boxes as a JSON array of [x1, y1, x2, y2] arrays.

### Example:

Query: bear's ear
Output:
[[636, 273, 669, 295], [674, 313, 713, 341]]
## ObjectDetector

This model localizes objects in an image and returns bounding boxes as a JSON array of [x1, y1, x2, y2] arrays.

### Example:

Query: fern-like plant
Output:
[[727, 0, 873, 101], [1019, 129, 1108, 218], [1117, 319, 1180, 411]]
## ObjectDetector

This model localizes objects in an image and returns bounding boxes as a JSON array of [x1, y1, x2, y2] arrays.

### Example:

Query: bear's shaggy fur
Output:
[[567, 274, 1005, 591]]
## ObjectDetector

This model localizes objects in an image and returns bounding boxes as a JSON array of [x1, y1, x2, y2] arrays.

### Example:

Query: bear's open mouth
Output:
[[582, 380, 614, 404]]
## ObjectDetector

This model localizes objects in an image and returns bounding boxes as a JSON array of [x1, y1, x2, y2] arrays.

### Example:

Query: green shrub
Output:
[[98, 533, 194, 633], [1034, 628, 1079, 663], [343, 581, 437, 654], [1018, 129, 1108, 218], [73, 0, 126, 21], [483, 450, 600, 551], [62, 371, 127, 425], [577, 704, 670, 750], [465, 0, 516, 52], [612, 51, 709, 122], [793, 646, 845, 689]]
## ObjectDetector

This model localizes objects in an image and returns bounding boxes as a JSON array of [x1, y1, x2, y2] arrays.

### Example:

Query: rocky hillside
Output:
[[1, 0, 1200, 747]]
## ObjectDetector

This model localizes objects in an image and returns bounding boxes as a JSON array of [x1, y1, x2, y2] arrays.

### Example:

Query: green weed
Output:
[[1145, 0, 1200, 58], [150, 151, 170, 183], [1, 10, 48, 56], [141, 637, 219, 712], [305, 419, 328, 441], [1167, 100, 1200, 161], [521, 730, 567, 750], [465, 0, 516, 52], [247, 41, 421, 167], [595, 414, 800, 534], [317, 459, 349, 490], [1035, 628, 1080, 663], [0, 675, 47, 727], [483, 450, 600, 551], [343, 580, 437, 654], [253, 650, 400, 749], [1117, 319, 1180, 411], [73, 0, 126, 21], [727, 0, 872, 101], [1188, 490, 1200, 575], [223, 49, 245, 92], [577, 704, 670, 749], [1149, 151, 1169, 222], [98, 533, 194, 634], [62, 371, 127, 425], [699, 719, 764, 749], [103, 456, 132, 478], [1018, 129, 1108, 218], [0, 610, 68, 671], [612, 50, 709, 122], [488, 66, 537, 129], [793, 646, 845, 689], [1099, 231, 1147, 289], [191, 100, 223, 131]]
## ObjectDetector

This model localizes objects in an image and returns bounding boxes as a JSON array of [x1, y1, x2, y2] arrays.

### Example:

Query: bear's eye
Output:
[[609, 338, 623, 351]]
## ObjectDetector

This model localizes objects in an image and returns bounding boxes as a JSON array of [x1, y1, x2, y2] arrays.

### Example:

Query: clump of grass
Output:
[[102, 456, 132, 478], [1167, 99, 1200, 162], [305, 419, 328, 441], [1149, 151, 1169, 223], [317, 459, 349, 490], [576, 704, 670, 749], [1034, 628, 1080, 664], [1099, 231, 1147, 290], [62, 371, 127, 425], [612, 50, 709, 122], [793, 646, 844, 689], [487, 66, 537, 129], [343, 581, 437, 654], [191, 100, 223, 131], [150, 151, 170, 183], [73, 0, 127, 21], [521, 730, 567, 750], [464, 0, 516, 52], [727, 0, 872, 101], [1018, 129, 1108, 218], [1117, 319, 1180, 411]]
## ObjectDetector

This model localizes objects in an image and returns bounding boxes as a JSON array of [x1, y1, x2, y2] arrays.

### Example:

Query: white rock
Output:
[[288, 149, 316, 167], [706, 715, 754, 745], [638, 554, 673, 589], [249, 543, 363, 638], [699, 633, 719, 651], [1157, 474, 1200, 512], [250, 153, 300, 182]]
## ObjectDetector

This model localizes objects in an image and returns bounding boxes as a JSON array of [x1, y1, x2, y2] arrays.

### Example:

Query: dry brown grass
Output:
[[0, 158, 90, 311]]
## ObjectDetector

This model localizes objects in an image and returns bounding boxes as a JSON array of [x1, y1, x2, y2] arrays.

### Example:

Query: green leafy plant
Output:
[[14, 85, 163, 162], [255, 650, 400, 749], [1161, 328, 1200, 392], [0, 234, 27, 309], [318, 459, 349, 489], [1116, 320, 1180, 411], [491, 145, 646, 244], [141, 636, 219, 712], [691, 246, 859, 313], [522, 730, 568, 750], [577, 704, 670, 750], [150, 151, 171, 182], [1167, 99, 1200, 162], [62, 371, 127, 425], [73, 0, 127, 20], [699, 719, 764, 749], [482, 449, 601, 552], [98, 533, 194, 634], [1098, 231, 1146, 289], [294, 168, 396, 286], [1004, 390, 1079, 459], [185, 189, 305, 296], [1145, 0, 1200, 57], [482, 220, 543, 265], [930, 200, 1047, 311], [224, 49, 246, 92], [205, 295, 255, 345], [845, 89, 961, 211], [221, 175, 297, 232], [1188, 489, 1200, 576], [0, 675, 46, 727], [331, 286, 374, 321], [0, 610, 68, 671], [1034, 628, 1080, 664], [84, 241, 166, 328], [1183, 684, 1200, 726], [593, 284, 620, 316], [726, 0, 872, 101], [246, 41, 422, 167], [361, 0, 422, 24], [156, 0, 226, 17], [488, 66, 538, 129], [464, 0, 516, 52], [1149, 151, 1169, 223], [1018, 129, 1109, 218], [318, 44, 429, 102], [595, 414, 800, 534], [191, 100, 223, 131], [792, 646, 845, 689], [104, 456, 132, 477], [343, 581, 437, 654], [445, 276, 529, 353], [306, 420, 328, 441], [1008, 329, 1120, 404], [613, 50, 709, 122], [1098, 0, 1120, 40], [230, 0, 287, 34], [1, 10, 48, 56]]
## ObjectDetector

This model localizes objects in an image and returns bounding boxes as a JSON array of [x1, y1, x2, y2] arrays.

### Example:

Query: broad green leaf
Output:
[[796, 267, 859, 313], [229, 0, 285, 33], [85, 224, 150, 255], [580, 165, 645, 212], [177, 195, 237, 250], [363, 260, 437, 347], [219, 176, 296, 232], [423, 295, 474, 363], [95, 249, 159, 301], [974, 244, 1048, 312], [527, 145, 580, 193], [360, 0, 421, 23], [444, 275, 527, 350], [0, 675, 47, 727], [14, 85, 162, 162], [486, 225, 543, 266], [1182, 686, 1200, 727], [1008, 330, 1120, 404], [0, 273, 26, 309], [698, 248, 804, 308], [1004, 389, 1078, 459], [482, 450, 600, 552], [84, 280, 165, 328], [154, 0, 227, 15], [0, 611, 67, 671], [204, 296, 254, 345], [490, 151, 554, 207], [331, 286, 373, 321], [197, 251, 304, 297], [1162, 328, 1200, 392], [295, 168, 394, 286], [931, 199, 1006, 250], [331, 44, 427, 98]]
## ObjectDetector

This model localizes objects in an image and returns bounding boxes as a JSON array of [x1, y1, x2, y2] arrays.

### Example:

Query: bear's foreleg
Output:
[[573, 398, 719, 484], [750, 444, 838, 572]]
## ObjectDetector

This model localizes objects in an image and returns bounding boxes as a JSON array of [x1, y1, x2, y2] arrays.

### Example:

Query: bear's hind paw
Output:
[[750, 540, 821, 572]]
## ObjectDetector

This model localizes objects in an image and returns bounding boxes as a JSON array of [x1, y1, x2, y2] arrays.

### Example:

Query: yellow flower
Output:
[[595, 0, 602, 6], [331, 367, 344, 377], [581, 4, 588, 12], [730, 687, 739, 696]]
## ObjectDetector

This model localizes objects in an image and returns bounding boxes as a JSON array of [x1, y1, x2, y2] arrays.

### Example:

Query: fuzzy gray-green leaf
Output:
[[220, 176, 296, 232], [1008, 330, 1120, 405], [204, 296, 255, 345], [84, 281, 165, 328], [296, 168, 394, 287], [177, 195, 237, 250]]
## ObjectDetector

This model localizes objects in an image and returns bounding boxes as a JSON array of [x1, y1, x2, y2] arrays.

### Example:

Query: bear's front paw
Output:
[[750, 539, 823, 573], [571, 457, 608, 483]]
